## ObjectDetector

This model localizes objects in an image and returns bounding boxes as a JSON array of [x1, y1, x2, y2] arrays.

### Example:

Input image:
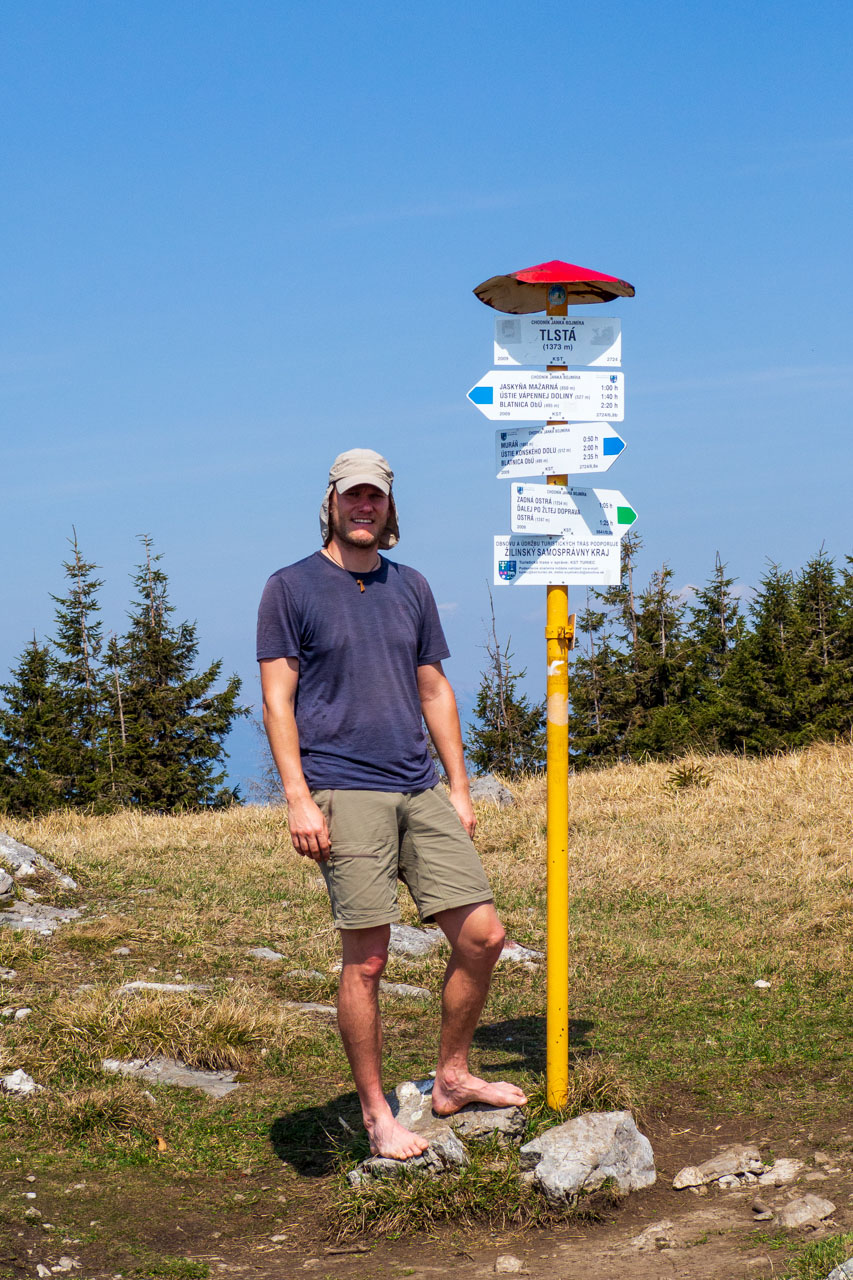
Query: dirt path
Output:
[[8, 1110, 848, 1280]]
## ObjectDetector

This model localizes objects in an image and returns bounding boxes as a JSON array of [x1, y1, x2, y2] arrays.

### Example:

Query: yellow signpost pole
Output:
[[470, 257, 634, 1112], [544, 288, 571, 1108]]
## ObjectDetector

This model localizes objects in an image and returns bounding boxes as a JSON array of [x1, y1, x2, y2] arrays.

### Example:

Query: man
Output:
[[257, 449, 526, 1161]]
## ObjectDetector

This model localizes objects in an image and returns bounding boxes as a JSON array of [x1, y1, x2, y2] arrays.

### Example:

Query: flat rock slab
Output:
[[0, 901, 82, 936], [520, 1110, 656, 1206], [449, 1101, 526, 1144], [673, 1143, 764, 1188], [0, 833, 77, 889], [379, 980, 431, 1000], [388, 924, 444, 958], [497, 941, 543, 968], [758, 1157, 805, 1186], [347, 1146, 449, 1185], [103, 1056, 240, 1098], [775, 1193, 836, 1229], [117, 981, 210, 995], [283, 1001, 337, 1016], [827, 1260, 853, 1280]]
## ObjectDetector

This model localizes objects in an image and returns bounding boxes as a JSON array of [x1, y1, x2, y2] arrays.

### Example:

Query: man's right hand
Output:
[[286, 795, 332, 861]]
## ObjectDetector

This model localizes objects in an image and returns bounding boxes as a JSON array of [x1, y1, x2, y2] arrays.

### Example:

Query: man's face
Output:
[[330, 483, 390, 550]]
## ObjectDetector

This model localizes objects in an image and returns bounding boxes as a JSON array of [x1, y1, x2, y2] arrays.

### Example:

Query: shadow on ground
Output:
[[271, 1017, 596, 1172], [270, 1090, 366, 1175], [473, 1014, 595, 1074]]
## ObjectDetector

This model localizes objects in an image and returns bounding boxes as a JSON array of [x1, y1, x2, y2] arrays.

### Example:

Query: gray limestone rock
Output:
[[469, 774, 515, 807], [0, 968, 16, 981], [247, 947, 285, 961], [449, 1102, 526, 1144], [379, 980, 432, 1000], [0, 901, 82, 936], [519, 1110, 656, 1206], [826, 1259, 853, 1280], [1, 1069, 43, 1095], [283, 1001, 337, 1016], [0, 870, 14, 908], [494, 1257, 528, 1274], [347, 1147, 447, 1185], [0, 833, 77, 889], [102, 1055, 240, 1098], [117, 980, 210, 995], [758, 1157, 805, 1187], [287, 968, 326, 981], [387, 1079, 468, 1169], [387, 923, 444, 958], [774, 1193, 836, 1230], [673, 1144, 764, 1188], [629, 1219, 678, 1251], [497, 941, 543, 968], [346, 1078, 472, 1183]]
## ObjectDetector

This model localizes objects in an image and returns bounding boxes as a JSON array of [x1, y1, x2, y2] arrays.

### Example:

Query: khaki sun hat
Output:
[[319, 448, 399, 549]]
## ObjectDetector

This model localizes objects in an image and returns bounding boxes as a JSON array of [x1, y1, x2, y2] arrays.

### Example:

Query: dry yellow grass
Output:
[[3, 741, 850, 971], [475, 743, 853, 971], [1, 740, 849, 1081]]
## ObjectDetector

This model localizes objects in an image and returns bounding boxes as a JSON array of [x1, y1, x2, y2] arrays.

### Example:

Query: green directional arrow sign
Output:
[[510, 484, 639, 539]]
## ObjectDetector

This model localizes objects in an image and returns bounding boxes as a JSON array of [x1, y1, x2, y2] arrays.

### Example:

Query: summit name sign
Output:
[[468, 370, 624, 422], [494, 314, 621, 367]]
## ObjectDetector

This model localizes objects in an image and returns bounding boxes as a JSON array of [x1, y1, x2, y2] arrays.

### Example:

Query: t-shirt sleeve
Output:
[[256, 573, 302, 661], [416, 577, 451, 665]]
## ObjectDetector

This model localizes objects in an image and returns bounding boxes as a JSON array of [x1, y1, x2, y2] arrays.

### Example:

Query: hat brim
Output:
[[334, 472, 391, 495]]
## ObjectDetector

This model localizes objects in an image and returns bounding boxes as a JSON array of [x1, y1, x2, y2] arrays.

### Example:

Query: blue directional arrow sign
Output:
[[495, 424, 627, 478], [468, 370, 624, 421]]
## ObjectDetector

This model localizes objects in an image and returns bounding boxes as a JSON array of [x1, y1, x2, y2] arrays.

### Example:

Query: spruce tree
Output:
[[0, 639, 67, 815], [684, 554, 744, 751], [622, 563, 693, 760], [717, 563, 804, 752], [113, 536, 248, 809], [49, 531, 106, 805], [568, 591, 634, 767], [466, 591, 545, 777], [792, 550, 852, 741]]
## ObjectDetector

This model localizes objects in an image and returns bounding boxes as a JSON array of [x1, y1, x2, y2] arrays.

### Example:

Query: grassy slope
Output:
[[0, 742, 851, 1271]]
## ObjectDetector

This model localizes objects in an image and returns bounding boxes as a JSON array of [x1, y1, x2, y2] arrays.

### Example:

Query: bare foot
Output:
[[365, 1108, 430, 1160], [431, 1072, 528, 1116]]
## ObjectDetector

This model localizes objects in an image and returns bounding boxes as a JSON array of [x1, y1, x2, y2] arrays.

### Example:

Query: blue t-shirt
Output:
[[256, 551, 450, 791]]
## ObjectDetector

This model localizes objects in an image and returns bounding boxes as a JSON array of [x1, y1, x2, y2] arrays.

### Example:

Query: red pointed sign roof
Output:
[[473, 259, 635, 314]]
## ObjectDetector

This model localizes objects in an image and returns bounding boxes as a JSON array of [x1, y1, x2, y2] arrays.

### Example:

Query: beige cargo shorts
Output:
[[311, 785, 493, 930]]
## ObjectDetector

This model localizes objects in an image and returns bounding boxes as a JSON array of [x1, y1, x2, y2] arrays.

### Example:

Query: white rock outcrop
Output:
[[519, 1110, 656, 1206]]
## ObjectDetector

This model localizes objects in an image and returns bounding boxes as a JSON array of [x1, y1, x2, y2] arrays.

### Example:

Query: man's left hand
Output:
[[449, 788, 477, 839]]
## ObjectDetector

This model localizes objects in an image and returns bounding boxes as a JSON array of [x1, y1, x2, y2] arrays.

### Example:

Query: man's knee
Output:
[[347, 950, 388, 985], [340, 928, 390, 988], [456, 917, 505, 967]]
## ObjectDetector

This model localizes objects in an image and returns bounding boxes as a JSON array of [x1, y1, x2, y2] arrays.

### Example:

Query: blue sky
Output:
[[2, 1, 852, 791]]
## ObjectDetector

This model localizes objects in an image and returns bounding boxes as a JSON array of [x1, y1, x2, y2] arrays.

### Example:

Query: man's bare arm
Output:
[[259, 657, 331, 860], [417, 661, 476, 837]]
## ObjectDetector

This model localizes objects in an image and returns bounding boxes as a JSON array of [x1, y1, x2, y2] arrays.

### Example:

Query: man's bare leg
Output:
[[430, 902, 528, 1115], [337, 924, 430, 1159]]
